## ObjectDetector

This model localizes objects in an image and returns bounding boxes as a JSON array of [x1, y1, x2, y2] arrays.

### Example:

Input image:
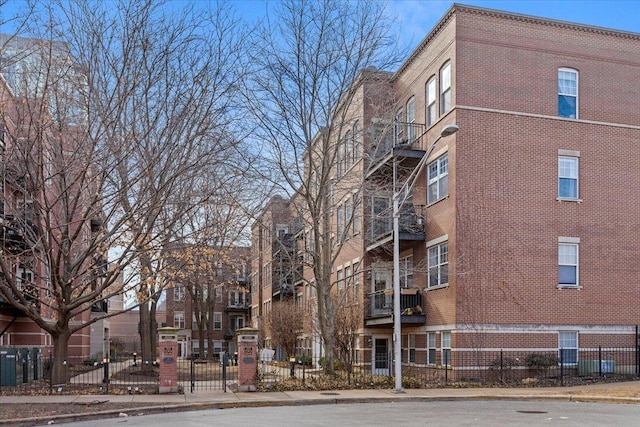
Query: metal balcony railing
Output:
[[364, 289, 423, 319]]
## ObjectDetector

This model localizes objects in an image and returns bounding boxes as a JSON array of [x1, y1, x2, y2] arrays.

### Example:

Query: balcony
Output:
[[272, 281, 295, 297], [226, 300, 251, 312], [91, 299, 108, 313], [0, 214, 38, 251], [366, 209, 425, 253], [364, 288, 425, 327], [365, 122, 426, 183]]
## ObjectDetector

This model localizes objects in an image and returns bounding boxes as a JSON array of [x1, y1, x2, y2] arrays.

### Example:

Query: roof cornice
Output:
[[395, 3, 640, 79]]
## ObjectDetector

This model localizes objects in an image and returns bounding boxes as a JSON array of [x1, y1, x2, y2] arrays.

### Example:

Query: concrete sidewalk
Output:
[[1, 380, 640, 425]]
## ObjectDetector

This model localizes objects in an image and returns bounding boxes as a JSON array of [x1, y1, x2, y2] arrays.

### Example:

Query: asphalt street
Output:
[[56, 400, 640, 427]]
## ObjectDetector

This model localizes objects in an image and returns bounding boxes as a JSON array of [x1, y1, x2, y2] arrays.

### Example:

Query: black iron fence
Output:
[[3, 346, 639, 394], [0, 352, 236, 395], [256, 346, 640, 390]]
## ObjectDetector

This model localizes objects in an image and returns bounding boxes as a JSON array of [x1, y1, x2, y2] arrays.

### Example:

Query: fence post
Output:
[[190, 356, 194, 393], [500, 349, 504, 382], [559, 348, 564, 386], [598, 346, 603, 377], [49, 353, 53, 395], [444, 351, 448, 384], [103, 359, 110, 394], [636, 325, 640, 377]]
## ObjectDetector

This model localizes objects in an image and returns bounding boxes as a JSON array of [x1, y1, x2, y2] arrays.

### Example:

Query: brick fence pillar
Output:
[[158, 327, 180, 394], [236, 327, 258, 392]]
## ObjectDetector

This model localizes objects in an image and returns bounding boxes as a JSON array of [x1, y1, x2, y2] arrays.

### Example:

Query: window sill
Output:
[[557, 285, 582, 290], [556, 197, 583, 203], [427, 194, 450, 208], [425, 284, 449, 291]]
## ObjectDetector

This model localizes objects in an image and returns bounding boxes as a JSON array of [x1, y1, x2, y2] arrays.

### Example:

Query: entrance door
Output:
[[177, 340, 187, 359], [372, 337, 390, 375]]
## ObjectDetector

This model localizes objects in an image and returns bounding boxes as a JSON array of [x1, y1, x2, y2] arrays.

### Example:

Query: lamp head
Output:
[[440, 124, 459, 138]]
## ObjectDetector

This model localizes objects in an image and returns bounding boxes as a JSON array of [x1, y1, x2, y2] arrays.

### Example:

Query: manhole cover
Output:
[[516, 411, 548, 414], [320, 392, 340, 396]]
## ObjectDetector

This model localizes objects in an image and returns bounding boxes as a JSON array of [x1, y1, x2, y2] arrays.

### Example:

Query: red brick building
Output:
[[165, 245, 250, 359], [251, 5, 640, 376]]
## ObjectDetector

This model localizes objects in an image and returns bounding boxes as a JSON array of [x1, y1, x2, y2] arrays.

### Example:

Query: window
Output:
[[427, 333, 436, 364], [408, 334, 416, 363], [344, 130, 352, 171], [174, 284, 185, 301], [426, 77, 436, 126], [428, 242, 448, 287], [399, 255, 413, 288], [344, 198, 352, 237], [406, 97, 416, 142], [213, 312, 222, 330], [558, 68, 578, 118], [558, 243, 579, 287], [337, 204, 344, 237], [352, 194, 361, 234], [558, 156, 578, 199], [353, 121, 360, 163], [559, 331, 578, 364], [441, 331, 451, 365], [337, 269, 344, 290], [394, 108, 404, 144], [440, 62, 451, 115], [174, 311, 185, 329], [344, 266, 351, 293], [352, 262, 360, 301], [428, 154, 448, 204]]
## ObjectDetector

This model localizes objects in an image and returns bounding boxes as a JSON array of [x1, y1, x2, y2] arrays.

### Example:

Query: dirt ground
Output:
[[0, 401, 159, 422]]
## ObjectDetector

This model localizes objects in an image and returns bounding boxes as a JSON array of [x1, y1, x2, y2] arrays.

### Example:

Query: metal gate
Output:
[[180, 354, 235, 392]]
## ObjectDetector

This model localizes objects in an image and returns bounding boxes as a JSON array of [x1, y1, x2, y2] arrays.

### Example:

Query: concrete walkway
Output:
[[1, 380, 640, 425]]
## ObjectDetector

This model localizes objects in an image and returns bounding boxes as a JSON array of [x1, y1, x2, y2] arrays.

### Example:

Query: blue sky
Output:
[[236, 0, 640, 50], [2, 0, 639, 44], [385, 0, 640, 50]]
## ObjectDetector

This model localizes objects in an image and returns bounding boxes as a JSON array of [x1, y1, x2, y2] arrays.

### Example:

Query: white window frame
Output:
[[426, 77, 436, 126], [558, 68, 578, 119], [344, 130, 352, 171], [406, 97, 416, 143], [395, 108, 404, 144], [352, 121, 360, 163], [427, 333, 436, 365], [440, 61, 451, 115], [174, 311, 185, 329], [399, 255, 413, 288], [558, 156, 579, 200], [427, 154, 448, 204], [213, 312, 223, 330], [174, 284, 185, 301], [408, 333, 416, 363], [559, 331, 578, 365], [558, 240, 579, 288], [428, 242, 448, 288], [441, 331, 451, 366]]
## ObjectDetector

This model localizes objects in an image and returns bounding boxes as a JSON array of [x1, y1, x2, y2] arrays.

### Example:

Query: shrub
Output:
[[525, 353, 559, 370]]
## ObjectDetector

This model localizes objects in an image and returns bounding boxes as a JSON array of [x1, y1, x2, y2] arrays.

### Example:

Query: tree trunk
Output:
[[138, 303, 154, 371], [51, 330, 71, 384], [149, 298, 158, 360]]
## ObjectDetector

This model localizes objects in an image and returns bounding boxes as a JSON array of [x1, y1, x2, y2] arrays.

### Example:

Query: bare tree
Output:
[[245, 0, 402, 372], [268, 298, 304, 359], [0, 0, 250, 381]]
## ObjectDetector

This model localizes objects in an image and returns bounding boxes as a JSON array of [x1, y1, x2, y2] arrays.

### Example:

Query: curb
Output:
[[2, 394, 640, 426]]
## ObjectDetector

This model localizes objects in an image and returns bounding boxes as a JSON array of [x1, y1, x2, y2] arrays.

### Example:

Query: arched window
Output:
[[439, 61, 451, 115], [426, 76, 436, 126]]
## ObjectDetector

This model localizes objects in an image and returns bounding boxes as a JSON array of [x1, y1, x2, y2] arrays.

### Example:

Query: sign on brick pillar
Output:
[[158, 327, 180, 394], [236, 327, 258, 392]]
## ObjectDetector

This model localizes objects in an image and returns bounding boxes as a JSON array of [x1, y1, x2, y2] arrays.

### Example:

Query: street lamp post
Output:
[[392, 123, 459, 393]]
